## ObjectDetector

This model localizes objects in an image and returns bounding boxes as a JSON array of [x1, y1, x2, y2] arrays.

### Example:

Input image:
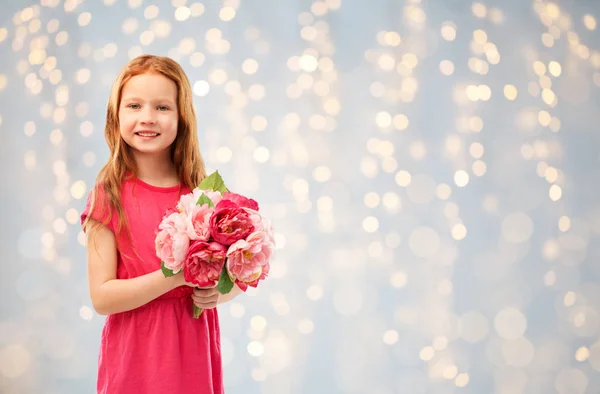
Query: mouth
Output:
[[135, 131, 160, 137]]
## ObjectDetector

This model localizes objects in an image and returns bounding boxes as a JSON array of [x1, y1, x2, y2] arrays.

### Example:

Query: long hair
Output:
[[84, 54, 206, 240]]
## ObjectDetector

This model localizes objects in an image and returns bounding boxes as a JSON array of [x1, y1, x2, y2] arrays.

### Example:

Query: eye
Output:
[[157, 105, 170, 111], [127, 103, 141, 109]]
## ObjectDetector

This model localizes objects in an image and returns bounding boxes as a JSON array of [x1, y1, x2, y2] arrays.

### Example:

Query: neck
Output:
[[132, 151, 179, 187]]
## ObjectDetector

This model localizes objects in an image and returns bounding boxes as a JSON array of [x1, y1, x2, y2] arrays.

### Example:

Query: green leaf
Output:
[[198, 170, 228, 194], [161, 261, 175, 277], [217, 263, 234, 294], [196, 193, 214, 207]]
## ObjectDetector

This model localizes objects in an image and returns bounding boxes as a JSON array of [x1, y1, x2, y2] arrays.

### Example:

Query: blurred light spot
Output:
[[549, 184, 562, 201], [376, 111, 392, 128], [0, 345, 31, 378], [364, 192, 380, 208], [363, 216, 379, 233], [420, 346, 435, 361], [583, 15, 597, 30], [216, 147, 232, 163], [253, 147, 270, 163], [441, 22, 457, 41], [298, 319, 314, 334], [454, 170, 470, 187], [395, 170, 411, 187], [393, 114, 409, 131], [502, 212, 533, 243], [229, 303, 245, 318], [299, 54, 318, 72], [193, 80, 210, 96], [250, 315, 267, 331], [452, 223, 467, 240], [383, 330, 399, 345], [382, 192, 400, 213], [503, 337, 535, 367], [390, 271, 407, 288], [313, 166, 331, 182], [435, 184, 451, 200], [175, 6, 191, 21], [78, 12, 91, 26], [66, 208, 79, 224], [575, 347, 589, 362], [220, 6, 236, 21], [242, 58, 259, 74], [443, 365, 458, 380], [559, 216, 571, 232], [564, 291, 577, 307], [549, 61, 562, 77], [472, 2, 487, 18], [455, 372, 470, 387], [307, 285, 323, 301], [494, 307, 527, 340], [440, 60, 454, 75], [83, 152, 96, 167], [555, 367, 588, 394], [247, 341, 264, 357], [409, 227, 440, 258], [80, 305, 93, 321], [24, 151, 36, 171], [504, 84, 518, 100]]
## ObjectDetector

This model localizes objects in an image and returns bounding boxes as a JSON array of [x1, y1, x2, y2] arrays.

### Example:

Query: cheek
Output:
[[165, 114, 178, 132], [118, 111, 136, 132]]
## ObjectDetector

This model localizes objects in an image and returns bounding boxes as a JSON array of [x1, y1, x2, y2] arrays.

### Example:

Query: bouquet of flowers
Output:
[[155, 171, 274, 318]]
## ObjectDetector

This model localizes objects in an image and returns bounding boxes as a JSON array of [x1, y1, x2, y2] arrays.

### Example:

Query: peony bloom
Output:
[[185, 203, 213, 241], [209, 200, 254, 245], [222, 192, 259, 211], [155, 211, 190, 273], [184, 241, 227, 287], [226, 230, 272, 289]]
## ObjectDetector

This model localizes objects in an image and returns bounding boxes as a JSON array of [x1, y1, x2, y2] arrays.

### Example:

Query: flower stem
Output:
[[193, 305, 204, 319]]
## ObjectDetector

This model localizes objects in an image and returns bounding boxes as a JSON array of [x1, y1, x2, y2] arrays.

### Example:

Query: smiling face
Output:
[[118, 72, 179, 159]]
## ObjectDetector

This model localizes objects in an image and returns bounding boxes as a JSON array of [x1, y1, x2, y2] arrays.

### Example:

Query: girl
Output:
[[81, 54, 242, 394]]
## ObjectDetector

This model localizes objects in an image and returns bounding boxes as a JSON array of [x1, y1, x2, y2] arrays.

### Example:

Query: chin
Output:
[[132, 146, 172, 155]]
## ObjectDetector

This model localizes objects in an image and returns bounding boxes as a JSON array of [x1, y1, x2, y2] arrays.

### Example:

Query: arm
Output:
[[86, 219, 185, 315]]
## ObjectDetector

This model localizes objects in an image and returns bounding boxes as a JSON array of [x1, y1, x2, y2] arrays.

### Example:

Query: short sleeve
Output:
[[81, 184, 115, 234]]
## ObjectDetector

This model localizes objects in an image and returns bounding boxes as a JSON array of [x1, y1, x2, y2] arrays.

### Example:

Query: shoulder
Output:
[[80, 181, 122, 231]]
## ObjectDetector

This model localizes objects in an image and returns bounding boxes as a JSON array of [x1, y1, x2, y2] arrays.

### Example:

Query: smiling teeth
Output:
[[138, 133, 158, 137]]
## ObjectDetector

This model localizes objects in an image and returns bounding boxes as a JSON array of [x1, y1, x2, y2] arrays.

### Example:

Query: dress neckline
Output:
[[133, 177, 181, 193]]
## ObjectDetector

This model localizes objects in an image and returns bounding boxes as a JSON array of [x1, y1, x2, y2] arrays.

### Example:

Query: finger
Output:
[[193, 288, 218, 298], [193, 300, 218, 309], [196, 283, 217, 289], [192, 294, 219, 304]]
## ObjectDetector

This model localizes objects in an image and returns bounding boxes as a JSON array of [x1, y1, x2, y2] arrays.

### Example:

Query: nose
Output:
[[140, 106, 157, 125]]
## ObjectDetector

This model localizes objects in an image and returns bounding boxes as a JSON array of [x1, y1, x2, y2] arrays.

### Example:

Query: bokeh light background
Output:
[[2, 0, 600, 393]]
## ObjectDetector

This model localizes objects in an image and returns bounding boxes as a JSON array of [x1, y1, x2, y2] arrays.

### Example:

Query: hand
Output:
[[175, 271, 214, 289], [191, 287, 221, 310]]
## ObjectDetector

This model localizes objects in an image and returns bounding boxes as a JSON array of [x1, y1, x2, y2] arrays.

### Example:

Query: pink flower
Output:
[[243, 208, 275, 245], [209, 200, 254, 246], [185, 203, 213, 241], [226, 230, 272, 289], [177, 189, 222, 214], [155, 212, 190, 273], [222, 192, 259, 211], [184, 241, 227, 287]]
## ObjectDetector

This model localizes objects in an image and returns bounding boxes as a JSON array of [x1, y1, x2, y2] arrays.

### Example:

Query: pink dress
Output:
[[81, 178, 223, 394]]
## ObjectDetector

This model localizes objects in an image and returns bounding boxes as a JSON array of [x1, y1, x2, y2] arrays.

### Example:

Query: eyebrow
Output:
[[121, 96, 176, 104]]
